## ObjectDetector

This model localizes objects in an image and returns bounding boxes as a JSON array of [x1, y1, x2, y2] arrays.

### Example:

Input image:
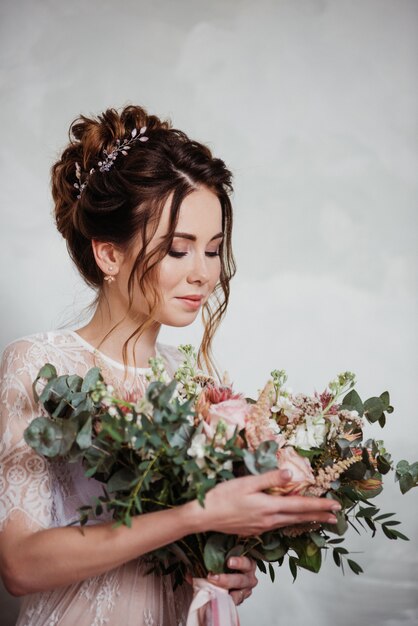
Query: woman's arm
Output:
[[0, 468, 339, 596]]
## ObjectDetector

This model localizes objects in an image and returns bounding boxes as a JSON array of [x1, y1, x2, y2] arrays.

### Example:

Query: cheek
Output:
[[157, 258, 183, 293]]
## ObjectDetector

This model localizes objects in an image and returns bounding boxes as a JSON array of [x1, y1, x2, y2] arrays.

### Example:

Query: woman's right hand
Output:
[[186, 469, 341, 536]]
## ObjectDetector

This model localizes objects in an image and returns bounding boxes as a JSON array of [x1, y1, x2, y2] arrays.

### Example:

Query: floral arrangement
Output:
[[24, 345, 417, 590]]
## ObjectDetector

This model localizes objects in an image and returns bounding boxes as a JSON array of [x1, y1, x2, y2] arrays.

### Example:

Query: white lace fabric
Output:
[[0, 330, 193, 625]]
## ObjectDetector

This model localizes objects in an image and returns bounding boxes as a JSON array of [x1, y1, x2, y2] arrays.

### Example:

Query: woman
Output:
[[0, 105, 341, 625]]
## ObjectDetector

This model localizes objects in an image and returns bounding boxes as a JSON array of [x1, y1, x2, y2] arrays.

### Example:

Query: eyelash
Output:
[[168, 251, 220, 258]]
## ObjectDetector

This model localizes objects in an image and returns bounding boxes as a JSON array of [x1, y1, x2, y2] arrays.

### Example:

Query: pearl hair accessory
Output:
[[74, 126, 149, 199]]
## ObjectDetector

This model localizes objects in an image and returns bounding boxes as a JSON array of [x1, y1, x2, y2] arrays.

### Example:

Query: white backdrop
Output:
[[0, 1, 417, 624]]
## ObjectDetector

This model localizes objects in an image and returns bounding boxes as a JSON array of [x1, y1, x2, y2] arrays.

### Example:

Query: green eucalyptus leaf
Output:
[[76, 416, 93, 449], [107, 469, 138, 493], [203, 534, 232, 574], [376, 455, 391, 475], [81, 368, 102, 392], [399, 474, 415, 494], [363, 397, 384, 423], [298, 542, 322, 573], [341, 390, 364, 416], [32, 363, 57, 402], [24, 417, 63, 457]]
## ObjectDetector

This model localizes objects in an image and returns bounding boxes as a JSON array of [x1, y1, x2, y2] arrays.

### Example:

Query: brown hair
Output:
[[51, 104, 236, 379]]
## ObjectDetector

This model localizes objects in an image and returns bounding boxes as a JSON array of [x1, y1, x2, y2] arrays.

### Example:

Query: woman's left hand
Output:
[[207, 556, 258, 606]]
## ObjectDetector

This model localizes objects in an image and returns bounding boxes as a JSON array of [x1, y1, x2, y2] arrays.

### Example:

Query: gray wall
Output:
[[1, 0, 417, 624]]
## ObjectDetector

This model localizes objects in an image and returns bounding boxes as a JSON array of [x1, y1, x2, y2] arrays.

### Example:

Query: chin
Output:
[[159, 313, 200, 328]]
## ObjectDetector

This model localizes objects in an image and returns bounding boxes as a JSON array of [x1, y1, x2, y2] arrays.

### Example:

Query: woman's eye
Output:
[[168, 250, 187, 258]]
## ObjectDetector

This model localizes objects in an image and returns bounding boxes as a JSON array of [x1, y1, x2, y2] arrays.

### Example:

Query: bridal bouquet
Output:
[[24, 346, 416, 593]]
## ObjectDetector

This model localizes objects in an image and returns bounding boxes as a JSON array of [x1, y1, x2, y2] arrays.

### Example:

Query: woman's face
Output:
[[122, 186, 223, 327]]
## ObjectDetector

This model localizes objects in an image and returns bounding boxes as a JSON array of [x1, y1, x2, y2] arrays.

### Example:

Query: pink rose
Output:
[[275, 446, 315, 495], [203, 398, 251, 440]]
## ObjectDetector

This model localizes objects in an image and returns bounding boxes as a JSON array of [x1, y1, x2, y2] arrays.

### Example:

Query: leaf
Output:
[[341, 390, 364, 416], [24, 417, 63, 457], [298, 542, 322, 573], [289, 557, 298, 582], [268, 562, 275, 582], [399, 474, 415, 495], [347, 559, 363, 575], [76, 416, 92, 449], [107, 469, 138, 493], [363, 397, 384, 423], [374, 512, 395, 521], [203, 534, 232, 574], [81, 368, 102, 393], [389, 529, 409, 541], [32, 363, 57, 402], [333, 549, 341, 567]]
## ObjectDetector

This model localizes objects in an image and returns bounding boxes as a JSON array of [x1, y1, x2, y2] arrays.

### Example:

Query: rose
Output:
[[274, 446, 315, 495], [202, 397, 251, 440]]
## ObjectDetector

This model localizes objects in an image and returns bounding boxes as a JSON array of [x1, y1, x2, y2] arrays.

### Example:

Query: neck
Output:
[[75, 297, 162, 369]]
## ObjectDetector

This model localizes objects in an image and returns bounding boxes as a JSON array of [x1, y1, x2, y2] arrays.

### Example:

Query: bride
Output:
[[0, 104, 341, 625]]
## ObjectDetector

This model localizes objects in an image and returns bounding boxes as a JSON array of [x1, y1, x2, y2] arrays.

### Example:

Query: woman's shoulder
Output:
[[0, 329, 80, 377]]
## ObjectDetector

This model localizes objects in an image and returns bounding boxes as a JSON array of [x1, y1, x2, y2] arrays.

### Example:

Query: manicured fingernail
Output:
[[331, 504, 341, 511], [281, 469, 292, 480], [208, 574, 219, 580], [328, 516, 338, 523], [228, 558, 237, 567]]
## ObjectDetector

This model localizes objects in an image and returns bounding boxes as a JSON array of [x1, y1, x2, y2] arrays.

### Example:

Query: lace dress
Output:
[[0, 329, 194, 626]]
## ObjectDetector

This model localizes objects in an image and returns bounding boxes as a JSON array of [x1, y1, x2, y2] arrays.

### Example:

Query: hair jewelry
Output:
[[74, 126, 149, 198]]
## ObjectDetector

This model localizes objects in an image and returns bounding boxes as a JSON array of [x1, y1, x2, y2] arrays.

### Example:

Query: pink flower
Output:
[[275, 446, 315, 495], [203, 397, 251, 440]]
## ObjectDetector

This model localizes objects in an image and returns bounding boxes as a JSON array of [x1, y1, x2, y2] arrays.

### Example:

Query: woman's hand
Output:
[[185, 469, 341, 536], [207, 555, 258, 606]]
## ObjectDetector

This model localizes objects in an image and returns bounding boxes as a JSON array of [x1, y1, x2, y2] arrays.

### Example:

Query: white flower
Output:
[[327, 414, 341, 440], [288, 414, 327, 450], [108, 406, 118, 417], [187, 434, 207, 460], [275, 395, 300, 421], [268, 419, 282, 435], [222, 460, 233, 471], [106, 384, 114, 394], [124, 412, 133, 422]]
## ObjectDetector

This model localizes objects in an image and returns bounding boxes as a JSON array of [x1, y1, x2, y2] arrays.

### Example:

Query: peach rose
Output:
[[275, 446, 316, 495], [203, 397, 251, 440]]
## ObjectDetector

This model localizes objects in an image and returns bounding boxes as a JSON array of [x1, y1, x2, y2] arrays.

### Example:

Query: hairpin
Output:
[[74, 126, 149, 198]]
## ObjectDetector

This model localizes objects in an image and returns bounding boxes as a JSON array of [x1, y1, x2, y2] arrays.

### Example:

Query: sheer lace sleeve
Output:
[[0, 338, 54, 532]]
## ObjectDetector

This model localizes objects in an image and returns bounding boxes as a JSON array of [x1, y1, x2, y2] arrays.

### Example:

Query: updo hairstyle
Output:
[[51, 104, 236, 378]]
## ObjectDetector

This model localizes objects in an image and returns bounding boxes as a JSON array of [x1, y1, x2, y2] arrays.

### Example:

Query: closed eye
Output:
[[168, 250, 220, 258]]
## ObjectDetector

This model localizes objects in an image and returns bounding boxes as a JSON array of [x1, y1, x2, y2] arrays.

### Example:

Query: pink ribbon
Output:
[[186, 578, 241, 626]]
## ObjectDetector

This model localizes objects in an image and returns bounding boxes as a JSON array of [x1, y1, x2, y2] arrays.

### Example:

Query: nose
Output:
[[187, 251, 210, 285]]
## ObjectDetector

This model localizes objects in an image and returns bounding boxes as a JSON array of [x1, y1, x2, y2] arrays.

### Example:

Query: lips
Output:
[[175, 295, 204, 310], [177, 295, 204, 301]]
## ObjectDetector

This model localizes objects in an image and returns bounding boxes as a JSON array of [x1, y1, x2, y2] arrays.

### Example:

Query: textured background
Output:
[[0, 0, 417, 624]]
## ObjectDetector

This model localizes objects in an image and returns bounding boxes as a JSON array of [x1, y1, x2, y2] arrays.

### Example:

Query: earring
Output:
[[104, 266, 116, 283]]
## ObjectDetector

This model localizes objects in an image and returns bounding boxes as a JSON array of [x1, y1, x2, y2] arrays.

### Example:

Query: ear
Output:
[[91, 240, 124, 277]]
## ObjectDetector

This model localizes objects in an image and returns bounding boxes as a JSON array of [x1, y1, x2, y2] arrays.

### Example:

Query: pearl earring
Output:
[[104, 266, 116, 283]]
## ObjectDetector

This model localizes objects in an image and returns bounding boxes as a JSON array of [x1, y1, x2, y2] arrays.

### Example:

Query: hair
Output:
[[51, 104, 236, 379]]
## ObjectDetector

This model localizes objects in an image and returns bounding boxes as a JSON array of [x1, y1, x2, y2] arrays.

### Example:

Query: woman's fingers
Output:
[[266, 494, 341, 515], [230, 588, 252, 606], [242, 468, 293, 492], [226, 555, 256, 574], [268, 510, 338, 527], [207, 571, 252, 590], [207, 556, 258, 590]]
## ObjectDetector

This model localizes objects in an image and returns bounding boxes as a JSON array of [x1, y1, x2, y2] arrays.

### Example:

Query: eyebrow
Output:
[[161, 231, 224, 242]]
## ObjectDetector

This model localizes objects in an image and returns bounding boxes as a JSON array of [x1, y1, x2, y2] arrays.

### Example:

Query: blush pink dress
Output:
[[0, 330, 194, 626]]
